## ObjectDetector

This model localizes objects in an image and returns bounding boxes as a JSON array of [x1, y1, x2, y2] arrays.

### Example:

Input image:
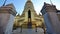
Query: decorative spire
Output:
[[50, 0, 53, 5], [3, 0, 7, 6], [27, 0, 31, 1]]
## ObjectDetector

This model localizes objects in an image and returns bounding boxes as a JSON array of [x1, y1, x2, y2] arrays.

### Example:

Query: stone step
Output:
[[12, 28, 44, 34]]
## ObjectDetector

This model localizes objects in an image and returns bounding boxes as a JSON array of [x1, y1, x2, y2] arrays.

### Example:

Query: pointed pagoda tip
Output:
[[44, 2, 47, 5], [44, 2, 51, 5], [27, 0, 31, 1], [44, 2, 50, 5], [44, 2, 56, 7]]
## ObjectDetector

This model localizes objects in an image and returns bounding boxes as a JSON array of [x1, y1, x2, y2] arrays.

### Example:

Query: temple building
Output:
[[13, 0, 45, 29], [1, 0, 60, 34]]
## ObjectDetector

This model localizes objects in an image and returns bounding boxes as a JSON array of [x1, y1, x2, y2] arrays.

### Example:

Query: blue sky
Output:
[[0, 0, 60, 15]]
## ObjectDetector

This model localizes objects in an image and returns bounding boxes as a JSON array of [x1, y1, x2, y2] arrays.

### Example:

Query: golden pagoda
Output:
[[13, 0, 44, 29]]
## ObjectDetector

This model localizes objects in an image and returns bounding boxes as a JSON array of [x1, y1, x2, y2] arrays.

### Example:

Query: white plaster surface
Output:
[[44, 13, 55, 34], [5, 14, 14, 34]]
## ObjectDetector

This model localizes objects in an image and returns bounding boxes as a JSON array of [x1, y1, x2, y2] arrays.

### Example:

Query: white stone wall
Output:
[[44, 13, 55, 34], [5, 14, 14, 34], [48, 12, 60, 34], [0, 13, 10, 34]]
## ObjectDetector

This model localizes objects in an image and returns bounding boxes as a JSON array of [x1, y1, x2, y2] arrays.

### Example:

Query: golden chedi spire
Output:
[[27, 0, 31, 1]]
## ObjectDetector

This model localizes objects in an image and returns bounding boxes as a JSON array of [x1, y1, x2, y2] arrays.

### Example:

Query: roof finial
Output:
[[27, 0, 31, 1], [50, 0, 53, 5], [2, 0, 7, 6]]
